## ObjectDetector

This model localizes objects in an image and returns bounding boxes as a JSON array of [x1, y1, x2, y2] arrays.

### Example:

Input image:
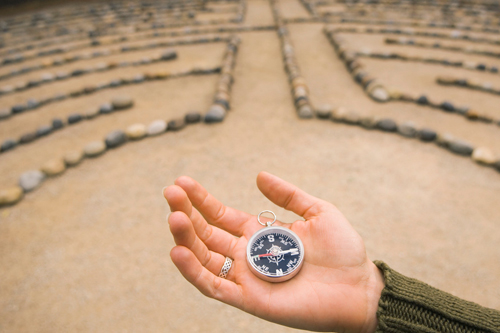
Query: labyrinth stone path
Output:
[[0, 0, 499, 332]]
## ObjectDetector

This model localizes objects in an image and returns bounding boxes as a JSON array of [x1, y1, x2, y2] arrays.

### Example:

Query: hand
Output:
[[163, 172, 384, 333]]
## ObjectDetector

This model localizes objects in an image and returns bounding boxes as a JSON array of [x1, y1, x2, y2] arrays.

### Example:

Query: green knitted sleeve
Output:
[[374, 261, 500, 333]]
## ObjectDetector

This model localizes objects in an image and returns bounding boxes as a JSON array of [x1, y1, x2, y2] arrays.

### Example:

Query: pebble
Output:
[[1, 139, 17, 152], [0, 108, 12, 119], [64, 150, 84, 166], [36, 125, 52, 137], [0, 186, 23, 206], [315, 105, 332, 119], [376, 119, 398, 132], [11, 104, 26, 114], [448, 139, 474, 156], [84, 140, 106, 157], [418, 128, 437, 142], [147, 120, 168, 136], [168, 119, 186, 131], [369, 87, 390, 102], [185, 112, 201, 124], [436, 133, 455, 148], [19, 170, 45, 192], [471, 147, 496, 165], [161, 49, 178, 61], [398, 121, 417, 137], [84, 107, 100, 119], [416, 95, 429, 105], [68, 113, 83, 124], [297, 104, 314, 119], [105, 130, 127, 148], [99, 103, 114, 114], [360, 116, 377, 129], [52, 118, 64, 130], [204, 104, 226, 123], [19, 132, 37, 144], [331, 107, 349, 122], [112, 96, 134, 110], [494, 161, 500, 172], [441, 101, 455, 112], [125, 123, 147, 140], [41, 158, 66, 176], [343, 111, 361, 124]]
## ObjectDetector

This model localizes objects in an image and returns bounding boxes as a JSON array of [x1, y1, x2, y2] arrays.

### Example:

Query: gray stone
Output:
[[436, 133, 455, 148], [185, 112, 201, 124], [168, 119, 186, 131], [36, 125, 52, 137], [360, 116, 377, 129], [376, 119, 398, 132], [52, 118, 64, 130], [84, 141, 106, 157], [448, 139, 474, 156], [1, 139, 17, 152], [68, 114, 83, 124], [418, 128, 437, 142], [99, 103, 114, 114], [370, 87, 390, 102], [315, 105, 332, 119], [398, 121, 417, 137], [494, 160, 500, 172], [19, 170, 45, 192], [343, 111, 361, 124], [26, 98, 40, 109], [204, 104, 226, 123], [297, 104, 314, 119], [147, 120, 167, 136], [84, 107, 100, 119], [0, 108, 12, 119], [161, 49, 178, 60], [19, 132, 37, 144], [105, 130, 127, 148], [11, 104, 26, 114], [111, 96, 134, 110]]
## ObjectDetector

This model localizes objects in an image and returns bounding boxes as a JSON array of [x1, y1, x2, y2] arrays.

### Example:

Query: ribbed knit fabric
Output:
[[374, 261, 500, 333]]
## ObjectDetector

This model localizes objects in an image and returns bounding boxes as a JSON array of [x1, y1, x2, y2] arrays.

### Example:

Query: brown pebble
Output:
[[41, 158, 66, 176], [64, 150, 84, 167], [0, 186, 23, 206]]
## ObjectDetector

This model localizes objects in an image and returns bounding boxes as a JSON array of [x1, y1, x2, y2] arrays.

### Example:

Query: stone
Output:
[[315, 105, 332, 119], [111, 96, 134, 110], [441, 101, 455, 112], [0, 108, 12, 119], [99, 103, 114, 114], [19, 170, 45, 192], [64, 150, 84, 166], [1, 139, 17, 152], [84, 141, 106, 157], [52, 118, 64, 130], [0, 186, 23, 206], [41, 158, 66, 176], [471, 147, 497, 165], [297, 104, 314, 119], [436, 133, 455, 148], [331, 107, 349, 122], [84, 107, 100, 119], [376, 119, 398, 132], [204, 104, 226, 123], [161, 49, 178, 60], [494, 160, 500, 172], [167, 119, 186, 131], [125, 123, 147, 140], [448, 139, 474, 156], [343, 111, 361, 124], [370, 87, 390, 102], [416, 95, 429, 105], [105, 130, 127, 148], [147, 120, 168, 136], [418, 128, 437, 142], [185, 112, 201, 124], [455, 106, 469, 115], [360, 116, 377, 129], [36, 125, 52, 137], [19, 132, 37, 144], [68, 113, 83, 124], [398, 121, 417, 137], [11, 104, 27, 114]]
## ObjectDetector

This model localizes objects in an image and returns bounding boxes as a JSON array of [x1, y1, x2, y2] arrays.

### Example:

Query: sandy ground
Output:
[[0, 0, 499, 332]]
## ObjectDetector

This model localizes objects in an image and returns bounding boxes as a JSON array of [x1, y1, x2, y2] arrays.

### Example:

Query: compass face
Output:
[[246, 226, 305, 282]]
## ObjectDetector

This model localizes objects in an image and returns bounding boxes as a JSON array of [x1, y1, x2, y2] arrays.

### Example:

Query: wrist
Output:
[[361, 261, 385, 333]]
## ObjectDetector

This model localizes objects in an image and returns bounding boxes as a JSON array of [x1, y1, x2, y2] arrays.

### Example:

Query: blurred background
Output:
[[0, 0, 499, 331]]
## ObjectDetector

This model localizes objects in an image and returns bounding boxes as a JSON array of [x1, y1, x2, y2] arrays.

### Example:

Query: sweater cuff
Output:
[[374, 261, 500, 333]]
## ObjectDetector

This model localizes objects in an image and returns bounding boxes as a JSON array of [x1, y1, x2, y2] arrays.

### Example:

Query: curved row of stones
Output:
[[0, 96, 135, 154], [0, 0, 246, 51], [0, 48, 178, 96], [437, 75, 500, 101], [270, 0, 313, 119], [0, 63, 221, 121], [0, 37, 241, 207], [323, 26, 499, 126]]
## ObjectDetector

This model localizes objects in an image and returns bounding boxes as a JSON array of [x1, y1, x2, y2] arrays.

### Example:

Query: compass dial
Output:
[[246, 226, 305, 282]]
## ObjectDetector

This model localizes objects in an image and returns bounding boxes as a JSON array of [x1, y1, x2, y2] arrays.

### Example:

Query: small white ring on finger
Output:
[[218, 257, 233, 279]]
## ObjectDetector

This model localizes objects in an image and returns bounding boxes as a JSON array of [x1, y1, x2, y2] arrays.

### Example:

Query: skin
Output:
[[163, 171, 385, 333]]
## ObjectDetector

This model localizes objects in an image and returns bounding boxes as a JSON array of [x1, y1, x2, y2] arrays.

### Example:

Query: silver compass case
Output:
[[246, 226, 305, 283]]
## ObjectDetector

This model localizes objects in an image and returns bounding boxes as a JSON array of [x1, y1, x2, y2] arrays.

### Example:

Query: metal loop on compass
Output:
[[258, 210, 277, 226]]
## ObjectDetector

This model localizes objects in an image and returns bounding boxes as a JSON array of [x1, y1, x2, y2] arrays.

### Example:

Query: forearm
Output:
[[374, 261, 500, 333]]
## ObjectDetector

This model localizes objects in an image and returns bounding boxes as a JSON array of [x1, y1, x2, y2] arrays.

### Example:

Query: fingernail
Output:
[[166, 212, 171, 222], [161, 186, 168, 197]]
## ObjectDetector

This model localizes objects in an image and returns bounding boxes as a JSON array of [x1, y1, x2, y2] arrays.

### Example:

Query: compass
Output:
[[246, 211, 305, 282]]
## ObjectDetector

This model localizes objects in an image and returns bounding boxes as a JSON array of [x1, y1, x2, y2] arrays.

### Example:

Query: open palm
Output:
[[163, 172, 384, 333]]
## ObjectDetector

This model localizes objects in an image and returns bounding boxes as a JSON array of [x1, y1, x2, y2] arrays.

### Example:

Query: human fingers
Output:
[[173, 176, 254, 237], [169, 210, 238, 278], [256, 172, 332, 220], [170, 246, 243, 309], [164, 185, 236, 255]]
